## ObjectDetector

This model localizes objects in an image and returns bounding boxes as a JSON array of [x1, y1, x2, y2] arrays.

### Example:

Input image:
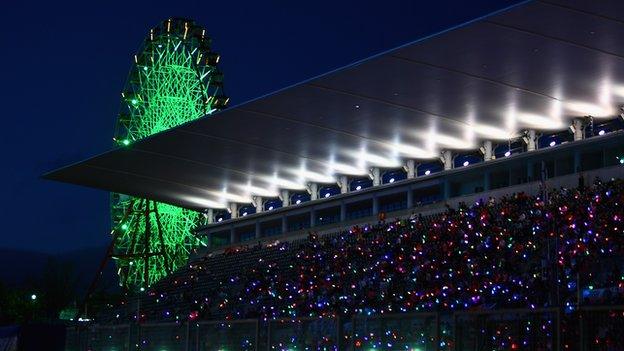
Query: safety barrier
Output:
[[65, 305, 624, 350]]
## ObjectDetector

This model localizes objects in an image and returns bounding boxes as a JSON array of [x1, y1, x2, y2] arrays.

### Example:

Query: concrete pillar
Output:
[[443, 179, 451, 199], [339, 176, 349, 194], [405, 159, 415, 179], [482, 141, 493, 161], [526, 130, 538, 151], [372, 196, 379, 215], [206, 208, 214, 225], [229, 203, 238, 219], [255, 221, 261, 239], [340, 201, 346, 221], [372, 168, 381, 186], [572, 118, 584, 141], [574, 149, 582, 173], [253, 196, 263, 213], [309, 183, 318, 201], [280, 189, 290, 207], [441, 150, 453, 170], [230, 227, 236, 244], [281, 216, 288, 235], [310, 209, 316, 227], [406, 188, 414, 208]]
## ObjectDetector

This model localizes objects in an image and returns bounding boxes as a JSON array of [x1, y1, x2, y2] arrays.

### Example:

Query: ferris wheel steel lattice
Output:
[[110, 18, 228, 290]]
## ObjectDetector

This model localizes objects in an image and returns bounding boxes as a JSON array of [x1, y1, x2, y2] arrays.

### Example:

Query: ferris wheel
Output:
[[110, 18, 228, 290]]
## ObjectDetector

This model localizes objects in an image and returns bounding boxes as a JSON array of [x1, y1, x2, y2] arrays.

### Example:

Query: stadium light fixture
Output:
[[430, 133, 474, 150], [349, 149, 401, 168], [424, 170, 431, 175], [183, 196, 228, 209], [391, 143, 437, 159], [463, 161, 469, 167], [549, 140, 556, 147], [504, 150, 511, 157], [290, 168, 336, 183], [565, 100, 613, 118], [516, 112, 565, 130], [239, 184, 279, 198], [470, 124, 514, 140], [262, 175, 307, 190], [599, 130, 606, 136]]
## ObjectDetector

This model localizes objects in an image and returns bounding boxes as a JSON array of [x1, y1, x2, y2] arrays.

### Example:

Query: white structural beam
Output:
[[309, 183, 318, 200], [441, 150, 453, 170], [280, 189, 290, 207], [482, 140, 493, 161], [253, 196, 264, 213], [526, 130, 538, 151], [206, 208, 214, 225], [371, 167, 381, 186], [229, 202, 238, 219], [405, 159, 415, 179], [572, 118, 584, 141], [338, 175, 349, 194]]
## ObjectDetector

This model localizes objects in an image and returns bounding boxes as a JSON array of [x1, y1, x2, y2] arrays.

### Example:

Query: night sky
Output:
[[2, 0, 521, 253]]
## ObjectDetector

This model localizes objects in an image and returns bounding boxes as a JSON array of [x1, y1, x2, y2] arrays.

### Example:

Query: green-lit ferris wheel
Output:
[[110, 18, 228, 290]]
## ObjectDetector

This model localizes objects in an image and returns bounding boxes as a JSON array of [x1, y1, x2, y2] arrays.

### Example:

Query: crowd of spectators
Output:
[[99, 177, 624, 349]]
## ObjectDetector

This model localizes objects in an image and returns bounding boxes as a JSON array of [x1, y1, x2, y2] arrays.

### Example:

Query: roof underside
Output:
[[45, 0, 624, 210]]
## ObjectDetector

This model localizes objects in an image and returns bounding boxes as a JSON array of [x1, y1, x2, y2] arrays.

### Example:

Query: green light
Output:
[[111, 18, 227, 290]]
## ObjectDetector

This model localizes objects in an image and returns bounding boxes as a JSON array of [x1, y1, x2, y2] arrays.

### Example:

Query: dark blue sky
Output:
[[2, 0, 521, 253]]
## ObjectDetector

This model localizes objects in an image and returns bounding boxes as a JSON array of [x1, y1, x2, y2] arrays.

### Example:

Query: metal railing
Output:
[[65, 305, 624, 351]]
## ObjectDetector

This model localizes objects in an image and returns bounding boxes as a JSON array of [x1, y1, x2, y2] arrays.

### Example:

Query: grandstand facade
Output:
[[49, 0, 624, 350]]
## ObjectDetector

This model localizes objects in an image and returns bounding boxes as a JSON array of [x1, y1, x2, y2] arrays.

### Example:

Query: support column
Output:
[[372, 196, 379, 215], [206, 208, 214, 225], [574, 149, 582, 173], [281, 216, 288, 235], [372, 168, 381, 186], [229, 203, 238, 219], [484, 172, 491, 191], [309, 183, 318, 201], [441, 150, 453, 170], [280, 189, 290, 207], [405, 160, 415, 179], [255, 221, 261, 239], [339, 176, 349, 194], [443, 179, 451, 200], [572, 118, 584, 141], [340, 201, 346, 222], [406, 188, 414, 208], [482, 141, 493, 161], [310, 209, 316, 227], [230, 226, 236, 245], [254, 196, 264, 213], [526, 130, 538, 151]]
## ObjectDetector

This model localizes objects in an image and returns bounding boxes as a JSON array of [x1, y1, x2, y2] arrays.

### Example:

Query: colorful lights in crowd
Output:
[[97, 178, 624, 350]]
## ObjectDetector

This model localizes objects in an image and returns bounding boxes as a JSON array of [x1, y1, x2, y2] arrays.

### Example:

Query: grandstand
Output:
[[49, 0, 624, 350]]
